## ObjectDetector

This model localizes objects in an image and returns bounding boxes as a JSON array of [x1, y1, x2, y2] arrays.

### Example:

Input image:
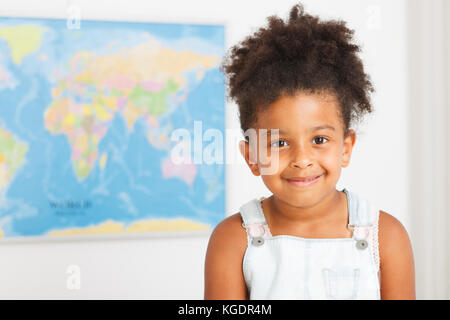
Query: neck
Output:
[[267, 188, 344, 227]]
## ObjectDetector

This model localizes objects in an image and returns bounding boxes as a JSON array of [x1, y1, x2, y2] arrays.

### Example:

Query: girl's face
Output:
[[240, 91, 356, 207]]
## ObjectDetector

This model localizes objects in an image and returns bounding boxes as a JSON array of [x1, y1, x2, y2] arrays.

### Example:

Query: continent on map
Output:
[[0, 127, 28, 194], [0, 24, 46, 65], [44, 38, 220, 182], [161, 156, 197, 187], [46, 217, 209, 236]]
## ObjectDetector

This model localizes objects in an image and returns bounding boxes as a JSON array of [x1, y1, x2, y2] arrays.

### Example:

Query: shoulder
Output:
[[206, 212, 247, 254], [204, 212, 249, 299], [377, 210, 416, 299], [378, 210, 411, 248]]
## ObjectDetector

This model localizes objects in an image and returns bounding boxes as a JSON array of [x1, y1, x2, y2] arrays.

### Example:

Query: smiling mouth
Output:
[[285, 174, 323, 188]]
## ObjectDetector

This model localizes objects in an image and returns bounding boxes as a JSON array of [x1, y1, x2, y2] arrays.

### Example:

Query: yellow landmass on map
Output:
[[125, 218, 209, 232], [47, 218, 209, 236], [99, 153, 107, 170], [47, 220, 123, 236], [0, 25, 46, 64], [74, 39, 220, 93]]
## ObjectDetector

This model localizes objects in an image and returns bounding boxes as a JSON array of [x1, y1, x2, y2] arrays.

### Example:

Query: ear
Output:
[[239, 140, 261, 176], [342, 129, 356, 168]]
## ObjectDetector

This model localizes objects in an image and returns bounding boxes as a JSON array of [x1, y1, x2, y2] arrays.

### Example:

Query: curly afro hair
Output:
[[221, 3, 374, 137]]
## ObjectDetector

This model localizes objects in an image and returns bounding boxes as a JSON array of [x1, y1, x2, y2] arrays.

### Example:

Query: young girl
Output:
[[204, 3, 415, 299]]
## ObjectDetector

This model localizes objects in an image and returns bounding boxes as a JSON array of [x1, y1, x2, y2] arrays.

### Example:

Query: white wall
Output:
[[407, 0, 450, 299], [0, 0, 409, 299]]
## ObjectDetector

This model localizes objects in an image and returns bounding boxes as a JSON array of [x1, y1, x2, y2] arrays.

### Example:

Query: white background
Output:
[[0, 0, 409, 299]]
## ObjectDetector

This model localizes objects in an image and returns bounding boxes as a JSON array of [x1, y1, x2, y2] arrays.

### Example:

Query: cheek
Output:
[[258, 149, 290, 175], [320, 148, 344, 172], [260, 174, 284, 194]]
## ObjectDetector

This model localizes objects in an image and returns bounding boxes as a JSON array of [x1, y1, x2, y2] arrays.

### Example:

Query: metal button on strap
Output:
[[252, 237, 264, 247], [356, 239, 368, 250]]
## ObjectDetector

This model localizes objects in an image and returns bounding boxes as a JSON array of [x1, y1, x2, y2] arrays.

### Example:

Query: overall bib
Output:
[[239, 188, 380, 299]]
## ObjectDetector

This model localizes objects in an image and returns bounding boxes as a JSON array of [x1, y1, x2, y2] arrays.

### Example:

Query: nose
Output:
[[290, 145, 313, 169]]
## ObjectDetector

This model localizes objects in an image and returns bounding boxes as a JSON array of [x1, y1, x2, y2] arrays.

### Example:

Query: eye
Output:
[[313, 136, 328, 145], [270, 139, 289, 148]]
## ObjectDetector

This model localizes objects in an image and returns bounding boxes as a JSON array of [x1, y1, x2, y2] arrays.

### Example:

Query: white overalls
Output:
[[239, 188, 380, 299]]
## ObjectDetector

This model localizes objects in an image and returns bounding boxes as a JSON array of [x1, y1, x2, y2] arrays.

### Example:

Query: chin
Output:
[[272, 192, 319, 208]]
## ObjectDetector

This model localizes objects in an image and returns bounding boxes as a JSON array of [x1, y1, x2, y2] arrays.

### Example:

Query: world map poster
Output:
[[0, 17, 225, 239]]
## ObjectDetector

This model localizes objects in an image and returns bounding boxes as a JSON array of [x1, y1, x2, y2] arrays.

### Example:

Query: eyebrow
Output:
[[310, 125, 336, 132], [266, 125, 336, 135]]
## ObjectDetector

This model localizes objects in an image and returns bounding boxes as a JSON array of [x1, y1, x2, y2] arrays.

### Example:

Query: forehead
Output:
[[256, 92, 342, 132]]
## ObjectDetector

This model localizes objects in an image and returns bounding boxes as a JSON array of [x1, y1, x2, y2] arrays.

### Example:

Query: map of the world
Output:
[[0, 17, 225, 239]]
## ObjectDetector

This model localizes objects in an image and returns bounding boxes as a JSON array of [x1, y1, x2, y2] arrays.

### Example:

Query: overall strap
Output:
[[343, 188, 380, 274], [343, 188, 373, 227], [239, 198, 272, 239], [239, 198, 268, 227]]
